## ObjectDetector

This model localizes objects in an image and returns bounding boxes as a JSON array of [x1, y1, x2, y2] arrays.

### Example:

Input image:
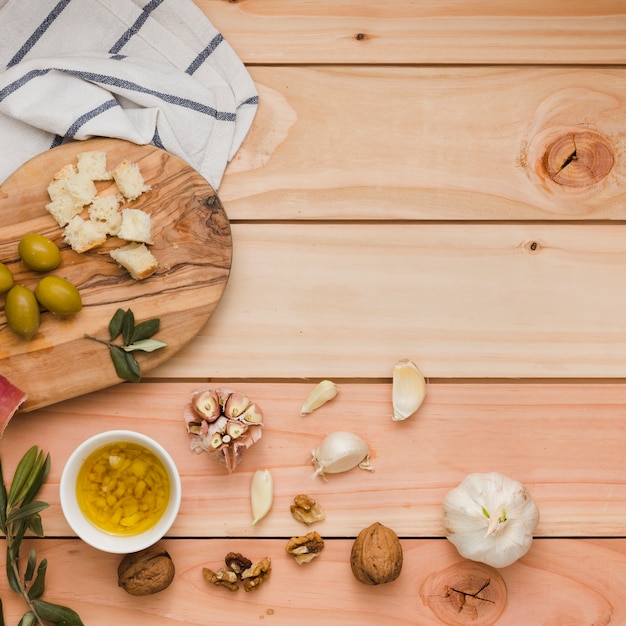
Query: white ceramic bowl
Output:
[[60, 430, 182, 553]]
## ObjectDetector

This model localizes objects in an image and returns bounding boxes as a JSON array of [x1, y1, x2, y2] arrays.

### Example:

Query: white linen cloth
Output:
[[0, 0, 257, 188]]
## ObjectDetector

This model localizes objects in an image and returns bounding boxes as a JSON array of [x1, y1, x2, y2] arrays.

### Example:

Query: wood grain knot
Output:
[[541, 130, 614, 188], [420, 561, 507, 625]]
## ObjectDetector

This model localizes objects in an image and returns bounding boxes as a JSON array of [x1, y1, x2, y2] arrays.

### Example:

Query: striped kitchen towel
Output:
[[0, 0, 258, 189]]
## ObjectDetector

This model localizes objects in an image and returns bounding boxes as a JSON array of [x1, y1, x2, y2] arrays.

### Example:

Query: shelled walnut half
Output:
[[290, 494, 325, 525], [202, 552, 271, 592], [286, 531, 325, 564]]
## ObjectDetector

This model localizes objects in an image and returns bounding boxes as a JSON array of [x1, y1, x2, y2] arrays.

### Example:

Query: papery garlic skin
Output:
[[310, 431, 373, 480], [251, 469, 274, 526], [300, 380, 339, 415], [392, 359, 426, 421], [443, 472, 539, 569]]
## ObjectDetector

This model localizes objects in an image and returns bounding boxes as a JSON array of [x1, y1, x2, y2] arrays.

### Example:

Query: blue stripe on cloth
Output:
[[242, 95, 259, 106], [151, 127, 165, 149], [50, 135, 65, 148], [64, 98, 119, 138], [186, 34, 223, 75], [0, 69, 51, 100], [108, 0, 166, 54], [56, 68, 237, 121], [0, 66, 236, 122], [6, 0, 71, 68]]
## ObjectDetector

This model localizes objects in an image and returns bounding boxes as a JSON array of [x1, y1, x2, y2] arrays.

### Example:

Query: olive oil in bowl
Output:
[[76, 441, 170, 535]]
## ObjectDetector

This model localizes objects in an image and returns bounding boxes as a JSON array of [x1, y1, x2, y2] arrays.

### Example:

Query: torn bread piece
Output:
[[110, 242, 158, 280], [112, 159, 151, 200], [47, 163, 78, 200], [77, 150, 112, 181], [65, 171, 98, 206], [88, 194, 123, 236], [46, 193, 84, 227], [118, 208, 154, 245], [63, 215, 108, 252]]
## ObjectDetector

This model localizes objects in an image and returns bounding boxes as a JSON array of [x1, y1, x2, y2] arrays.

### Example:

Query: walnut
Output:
[[286, 531, 325, 564], [224, 552, 252, 575], [350, 522, 403, 585], [290, 494, 325, 525], [117, 545, 175, 596], [202, 567, 239, 592], [202, 553, 271, 592], [241, 557, 272, 592]]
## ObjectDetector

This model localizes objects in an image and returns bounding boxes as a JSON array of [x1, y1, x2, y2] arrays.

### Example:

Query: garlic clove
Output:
[[241, 403, 264, 424], [250, 469, 274, 526], [224, 391, 251, 418], [310, 431, 374, 480], [392, 359, 426, 421], [192, 389, 221, 421], [300, 380, 339, 415]]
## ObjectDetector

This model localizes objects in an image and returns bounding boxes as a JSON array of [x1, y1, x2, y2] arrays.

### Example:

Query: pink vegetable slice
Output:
[[0, 375, 27, 437]]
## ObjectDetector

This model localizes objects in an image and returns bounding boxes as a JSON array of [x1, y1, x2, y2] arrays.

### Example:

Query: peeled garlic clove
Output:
[[300, 380, 339, 415], [251, 469, 274, 526], [392, 359, 426, 421], [310, 431, 374, 480]]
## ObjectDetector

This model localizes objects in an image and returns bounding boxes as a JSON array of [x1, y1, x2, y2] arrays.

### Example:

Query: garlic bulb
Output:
[[392, 359, 426, 421], [300, 380, 339, 415], [250, 469, 274, 526], [443, 472, 540, 569], [310, 431, 374, 480]]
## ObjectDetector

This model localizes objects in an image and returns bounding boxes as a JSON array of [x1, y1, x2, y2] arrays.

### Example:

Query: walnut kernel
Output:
[[286, 531, 325, 564], [290, 494, 325, 525]]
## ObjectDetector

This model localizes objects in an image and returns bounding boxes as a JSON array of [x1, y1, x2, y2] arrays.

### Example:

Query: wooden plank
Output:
[[0, 537, 623, 624], [151, 223, 626, 379], [4, 382, 626, 538], [221, 66, 626, 221], [197, 0, 626, 65]]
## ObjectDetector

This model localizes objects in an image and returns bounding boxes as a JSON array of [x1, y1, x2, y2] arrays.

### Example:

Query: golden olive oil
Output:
[[76, 441, 170, 535]]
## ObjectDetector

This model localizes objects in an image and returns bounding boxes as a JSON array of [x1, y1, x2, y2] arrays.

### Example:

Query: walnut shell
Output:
[[118, 545, 175, 596], [350, 522, 403, 585]]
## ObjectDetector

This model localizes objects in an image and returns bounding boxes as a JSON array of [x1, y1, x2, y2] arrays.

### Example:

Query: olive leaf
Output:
[[109, 346, 141, 383], [85, 308, 167, 382], [123, 339, 167, 353], [121, 308, 135, 346], [2, 448, 84, 626], [131, 318, 160, 343], [108, 307, 126, 340], [27, 560, 47, 601], [31, 600, 84, 625], [17, 613, 35, 626]]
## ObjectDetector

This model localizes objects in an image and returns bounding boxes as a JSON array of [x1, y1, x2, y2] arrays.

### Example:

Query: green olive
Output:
[[18, 233, 61, 272], [5, 285, 40, 339], [35, 275, 82, 315], [0, 263, 14, 294]]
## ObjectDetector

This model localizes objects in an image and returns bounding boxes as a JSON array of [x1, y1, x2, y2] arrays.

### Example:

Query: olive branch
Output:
[[0, 446, 83, 626], [84, 308, 167, 383]]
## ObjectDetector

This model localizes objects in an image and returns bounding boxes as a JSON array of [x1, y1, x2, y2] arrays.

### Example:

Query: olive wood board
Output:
[[0, 138, 232, 412]]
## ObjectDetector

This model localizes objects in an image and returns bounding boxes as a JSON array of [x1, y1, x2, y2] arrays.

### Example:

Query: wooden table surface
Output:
[[2, 2, 626, 624]]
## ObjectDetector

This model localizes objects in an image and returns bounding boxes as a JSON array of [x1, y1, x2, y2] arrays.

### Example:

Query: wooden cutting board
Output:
[[0, 138, 232, 412]]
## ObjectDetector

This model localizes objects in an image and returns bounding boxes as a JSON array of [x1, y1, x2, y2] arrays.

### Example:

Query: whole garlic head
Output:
[[442, 472, 539, 569]]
